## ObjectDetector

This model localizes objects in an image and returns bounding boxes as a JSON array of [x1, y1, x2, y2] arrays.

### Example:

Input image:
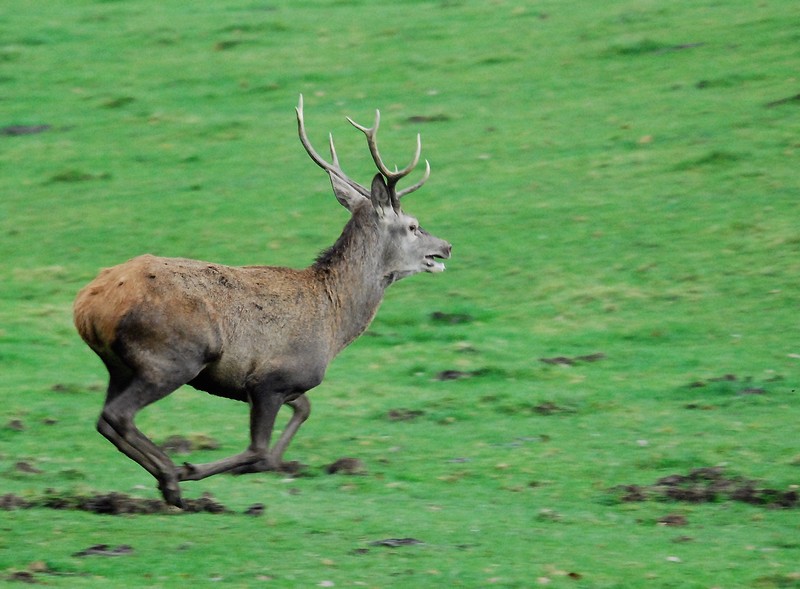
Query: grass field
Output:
[[2, 0, 799, 587]]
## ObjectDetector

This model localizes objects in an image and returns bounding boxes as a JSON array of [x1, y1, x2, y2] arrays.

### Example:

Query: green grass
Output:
[[2, 0, 800, 587]]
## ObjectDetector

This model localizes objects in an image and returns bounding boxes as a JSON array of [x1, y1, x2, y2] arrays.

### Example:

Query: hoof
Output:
[[169, 498, 187, 510], [158, 481, 185, 509]]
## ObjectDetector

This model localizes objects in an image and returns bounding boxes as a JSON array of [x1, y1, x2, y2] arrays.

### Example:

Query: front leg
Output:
[[225, 394, 311, 475], [178, 392, 283, 481], [271, 395, 311, 465]]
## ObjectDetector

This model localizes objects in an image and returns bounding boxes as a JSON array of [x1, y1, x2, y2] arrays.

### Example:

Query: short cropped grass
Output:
[[1, 1, 799, 587]]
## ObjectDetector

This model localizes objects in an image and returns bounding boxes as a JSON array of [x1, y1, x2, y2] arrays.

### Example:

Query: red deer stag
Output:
[[74, 96, 451, 508]]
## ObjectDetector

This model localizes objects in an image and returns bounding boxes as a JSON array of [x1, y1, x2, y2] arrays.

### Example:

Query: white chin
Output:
[[427, 261, 446, 273]]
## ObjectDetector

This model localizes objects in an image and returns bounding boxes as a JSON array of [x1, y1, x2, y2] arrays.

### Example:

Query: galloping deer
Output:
[[73, 96, 451, 508]]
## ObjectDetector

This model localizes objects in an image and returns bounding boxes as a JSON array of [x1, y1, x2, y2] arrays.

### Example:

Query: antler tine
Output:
[[347, 111, 423, 189], [396, 159, 431, 199], [327, 133, 340, 166], [296, 95, 370, 198], [295, 95, 328, 172]]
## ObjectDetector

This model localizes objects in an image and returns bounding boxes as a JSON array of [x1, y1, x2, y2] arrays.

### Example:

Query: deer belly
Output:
[[188, 354, 327, 400], [187, 369, 249, 402]]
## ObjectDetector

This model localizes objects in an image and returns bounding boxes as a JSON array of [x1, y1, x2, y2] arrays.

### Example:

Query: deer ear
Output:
[[329, 174, 365, 211], [369, 174, 395, 213]]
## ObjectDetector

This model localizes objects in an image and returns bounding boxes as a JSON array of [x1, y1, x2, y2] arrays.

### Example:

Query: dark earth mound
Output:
[[1, 491, 230, 515], [0, 457, 360, 516], [325, 457, 366, 475], [539, 353, 606, 366], [612, 467, 798, 508]]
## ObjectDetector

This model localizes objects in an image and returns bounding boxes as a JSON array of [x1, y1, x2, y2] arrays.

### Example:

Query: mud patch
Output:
[[531, 401, 575, 416], [12, 461, 43, 475], [0, 494, 32, 510], [765, 93, 800, 108], [159, 434, 221, 454], [1, 124, 51, 136], [73, 544, 134, 557], [244, 503, 265, 516], [1, 491, 230, 515], [7, 570, 38, 583], [657, 513, 688, 527], [387, 408, 425, 421], [434, 367, 500, 381], [434, 369, 471, 381], [539, 353, 606, 366], [685, 373, 781, 396], [5, 419, 25, 431], [369, 537, 424, 547], [275, 460, 307, 476], [325, 457, 366, 475], [46, 169, 110, 183], [407, 114, 451, 124], [430, 310, 473, 324], [612, 467, 798, 508]]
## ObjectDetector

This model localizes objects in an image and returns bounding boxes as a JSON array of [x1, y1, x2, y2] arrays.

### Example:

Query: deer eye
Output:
[[409, 224, 418, 233]]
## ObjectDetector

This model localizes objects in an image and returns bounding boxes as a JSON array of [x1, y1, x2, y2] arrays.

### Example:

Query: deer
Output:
[[73, 96, 451, 508]]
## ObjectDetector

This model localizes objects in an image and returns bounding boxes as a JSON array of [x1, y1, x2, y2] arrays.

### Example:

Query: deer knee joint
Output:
[[98, 409, 130, 437]]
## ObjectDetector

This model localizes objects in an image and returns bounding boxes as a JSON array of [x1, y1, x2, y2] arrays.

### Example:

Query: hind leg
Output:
[[98, 367, 200, 508]]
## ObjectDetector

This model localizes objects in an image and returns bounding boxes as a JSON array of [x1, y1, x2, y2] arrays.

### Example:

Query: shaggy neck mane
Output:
[[311, 206, 387, 351], [313, 207, 377, 273]]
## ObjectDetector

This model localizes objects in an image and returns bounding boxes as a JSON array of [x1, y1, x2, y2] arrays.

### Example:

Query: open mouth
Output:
[[424, 255, 447, 272]]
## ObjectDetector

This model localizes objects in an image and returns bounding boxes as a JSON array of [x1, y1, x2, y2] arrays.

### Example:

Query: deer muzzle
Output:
[[425, 242, 451, 273]]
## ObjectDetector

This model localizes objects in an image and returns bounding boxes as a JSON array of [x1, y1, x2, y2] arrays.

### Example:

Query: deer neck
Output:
[[312, 212, 389, 353]]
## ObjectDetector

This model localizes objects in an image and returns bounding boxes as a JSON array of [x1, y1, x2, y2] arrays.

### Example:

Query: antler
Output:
[[347, 111, 430, 198], [296, 95, 370, 198], [296, 95, 430, 200]]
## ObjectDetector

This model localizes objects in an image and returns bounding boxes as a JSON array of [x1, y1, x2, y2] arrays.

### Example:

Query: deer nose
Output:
[[443, 243, 452, 258]]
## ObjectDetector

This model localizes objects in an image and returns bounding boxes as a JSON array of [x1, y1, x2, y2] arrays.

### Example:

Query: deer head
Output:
[[296, 95, 451, 283]]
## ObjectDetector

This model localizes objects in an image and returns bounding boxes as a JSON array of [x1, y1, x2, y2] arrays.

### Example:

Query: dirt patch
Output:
[[369, 537, 424, 547], [765, 93, 800, 108], [657, 513, 688, 527], [433, 367, 499, 381], [244, 503, 265, 516], [434, 369, 472, 381], [531, 401, 575, 416], [685, 373, 781, 396], [0, 456, 358, 515], [1, 494, 32, 510], [13, 461, 43, 475], [407, 114, 451, 124], [49, 491, 230, 515], [387, 408, 425, 421], [612, 467, 798, 508], [7, 571, 38, 583], [325, 457, 366, 475], [429, 310, 473, 324], [1, 124, 51, 136], [5, 419, 25, 431], [687, 373, 738, 387], [159, 434, 221, 454], [539, 353, 606, 366], [73, 544, 134, 557], [275, 460, 307, 476], [0, 491, 230, 515]]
